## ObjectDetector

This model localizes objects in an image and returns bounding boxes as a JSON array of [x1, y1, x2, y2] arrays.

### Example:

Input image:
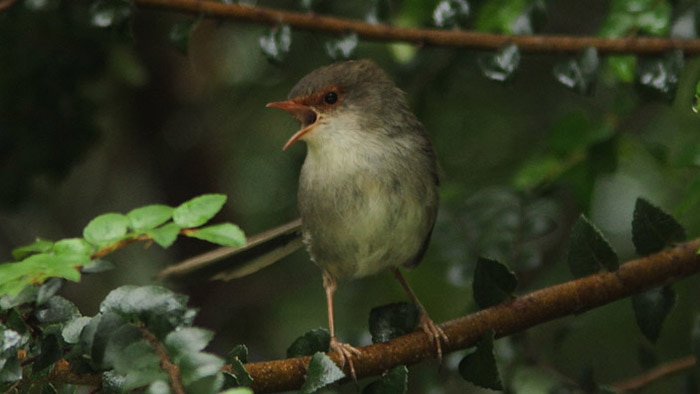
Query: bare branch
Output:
[[134, 0, 700, 55], [244, 240, 700, 393], [610, 355, 696, 392]]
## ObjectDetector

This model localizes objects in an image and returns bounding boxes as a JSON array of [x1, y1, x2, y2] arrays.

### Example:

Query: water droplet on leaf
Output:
[[553, 47, 599, 96], [478, 44, 520, 82], [325, 34, 358, 60], [259, 25, 292, 63], [433, 0, 470, 28]]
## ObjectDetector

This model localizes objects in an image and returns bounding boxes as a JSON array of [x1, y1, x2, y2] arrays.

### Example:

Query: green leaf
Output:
[[220, 388, 254, 394], [368, 303, 419, 344], [432, 0, 470, 29], [607, 55, 636, 82], [362, 365, 408, 394], [12, 238, 54, 260], [173, 194, 227, 228], [113, 340, 167, 391], [83, 213, 130, 245], [228, 360, 254, 387], [127, 204, 174, 231], [634, 50, 684, 102], [567, 215, 619, 278], [458, 329, 503, 390], [62, 316, 92, 344], [164, 327, 214, 361], [287, 328, 331, 358], [632, 286, 676, 343], [34, 296, 79, 324], [478, 44, 520, 82], [37, 278, 64, 305], [0, 356, 21, 383], [632, 198, 686, 255], [259, 25, 292, 63], [225, 345, 253, 387], [100, 285, 194, 337], [52, 238, 95, 256], [299, 352, 345, 394], [80, 259, 116, 274], [32, 334, 62, 372], [226, 344, 248, 364], [187, 223, 246, 247], [147, 223, 181, 248], [179, 352, 225, 387], [473, 258, 517, 309], [169, 19, 200, 56]]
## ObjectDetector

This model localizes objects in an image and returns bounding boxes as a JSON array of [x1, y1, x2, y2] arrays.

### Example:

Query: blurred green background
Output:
[[2, 0, 700, 392]]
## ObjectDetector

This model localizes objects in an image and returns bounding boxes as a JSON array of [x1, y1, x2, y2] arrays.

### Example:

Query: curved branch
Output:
[[244, 240, 700, 393], [610, 355, 696, 392], [134, 0, 700, 55]]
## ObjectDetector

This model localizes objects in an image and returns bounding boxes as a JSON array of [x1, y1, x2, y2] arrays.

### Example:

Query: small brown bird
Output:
[[160, 59, 446, 378], [266, 59, 445, 377]]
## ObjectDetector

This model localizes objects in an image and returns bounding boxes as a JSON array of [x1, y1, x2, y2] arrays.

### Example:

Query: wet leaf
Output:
[[37, 278, 64, 305], [362, 365, 408, 393], [369, 303, 419, 344], [90, 0, 132, 28], [287, 328, 330, 357], [567, 215, 618, 278], [259, 25, 292, 63], [478, 44, 520, 82], [553, 47, 599, 96], [458, 329, 502, 390], [325, 33, 358, 60], [299, 353, 345, 394], [632, 286, 676, 342], [632, 198, 686, 255], [635, 50, 684, 102], [433, 0, 470, 28], [473, 258, 517, 309]]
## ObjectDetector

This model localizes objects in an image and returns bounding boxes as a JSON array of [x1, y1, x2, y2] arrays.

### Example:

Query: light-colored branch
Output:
[[610, 355, 696, 392], [133, 0, 700, 54], [244, 240, 700, 393]]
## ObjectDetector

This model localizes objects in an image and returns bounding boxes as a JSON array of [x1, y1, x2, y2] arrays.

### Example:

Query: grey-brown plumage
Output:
[[268, 59, 446, 378]]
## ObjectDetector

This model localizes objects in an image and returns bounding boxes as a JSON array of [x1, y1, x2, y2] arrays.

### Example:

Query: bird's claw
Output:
[[418, 313, 448, 362], [329, 337, 361, 380]]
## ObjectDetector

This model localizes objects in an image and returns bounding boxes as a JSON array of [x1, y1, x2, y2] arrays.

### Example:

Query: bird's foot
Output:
[[329, 336, 361, 380], [418, 313, 448, 362]]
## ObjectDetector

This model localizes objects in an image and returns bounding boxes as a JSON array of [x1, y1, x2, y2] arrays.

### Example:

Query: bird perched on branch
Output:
[[160, 59, 446, 378]]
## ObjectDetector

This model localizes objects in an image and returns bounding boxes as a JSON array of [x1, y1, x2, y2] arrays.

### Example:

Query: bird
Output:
[[160, 59, 446, 378]]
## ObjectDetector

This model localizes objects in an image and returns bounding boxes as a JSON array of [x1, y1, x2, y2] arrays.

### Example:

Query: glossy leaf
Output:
[[37, 278, 64, 305], [433, 0, 470, 28], [62, 316, 92, 344], [635, 50, 684, 102], [89, 0, 132, 28], [632, 198, 686, 255], [147, 223, 181, 248], [187, 223, 246, 248], [83, 213, 130, 245], [369, 303, 419, 344], [259, 25, 292, 63], [553, 47, 599, 96], [299, 352, 345, 394], [170, 19, 200, 56], [567, 215, 618, 278], [287, 328, 330, 357], [52, 238, 94, 256], [458, 329, 503, 390], [127, 204, 174, 231], [632, 286, 676, 343], [362, 365, 408, 394], [113, 340, 167, 391], [173, 194, 227, 228], [325, 33, 358, 60], [473, 258, 517, 309], [34, 296, 79, 324], [226, 344, 248, 364], [478, 44, 520, 82]]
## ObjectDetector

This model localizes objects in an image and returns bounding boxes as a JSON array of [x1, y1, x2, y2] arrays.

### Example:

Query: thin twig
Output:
[[140, 326, 186, 394], [610, 355, 696, 392], [133, 0, 700, 55]]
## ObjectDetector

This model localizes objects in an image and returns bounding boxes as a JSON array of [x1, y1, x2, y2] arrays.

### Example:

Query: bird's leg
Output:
[[393, 268, 448, 361], [322, 271, 361, 379]]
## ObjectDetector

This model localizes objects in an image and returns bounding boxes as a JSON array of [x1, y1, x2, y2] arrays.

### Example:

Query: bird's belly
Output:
[[300, 179, 428, 281]]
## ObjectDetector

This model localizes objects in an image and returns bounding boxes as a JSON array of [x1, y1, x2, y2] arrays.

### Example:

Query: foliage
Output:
[[2, 0, 700, 393]]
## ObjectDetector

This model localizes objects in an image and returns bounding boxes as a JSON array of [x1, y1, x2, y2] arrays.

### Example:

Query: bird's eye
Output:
[[324, 91, 338, 104]]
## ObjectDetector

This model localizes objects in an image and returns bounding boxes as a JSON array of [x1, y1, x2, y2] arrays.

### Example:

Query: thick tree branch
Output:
[[133, 0, 700, 54], [244, 240, 700, 393]]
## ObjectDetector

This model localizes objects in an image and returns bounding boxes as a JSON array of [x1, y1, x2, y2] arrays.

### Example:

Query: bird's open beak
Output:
[[266, 99, 318, 150]]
